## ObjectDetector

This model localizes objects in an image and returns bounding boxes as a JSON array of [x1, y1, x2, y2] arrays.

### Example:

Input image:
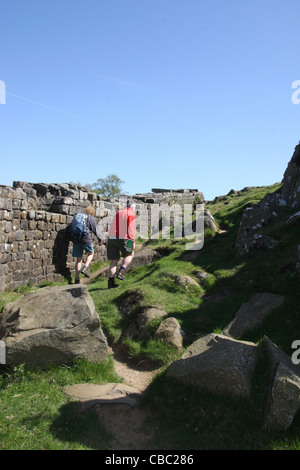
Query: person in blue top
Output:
[[71, 206, 102, 283]]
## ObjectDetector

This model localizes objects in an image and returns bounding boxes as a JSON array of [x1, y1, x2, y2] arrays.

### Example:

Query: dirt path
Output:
[[64, 343, 161, 450], [78, 250, 162, 449], [95, 345, 162, 450]]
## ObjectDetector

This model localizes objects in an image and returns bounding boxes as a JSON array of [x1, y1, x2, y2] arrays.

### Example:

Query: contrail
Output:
[[98, 73, 152, 90], [7, 91, 88, 120]]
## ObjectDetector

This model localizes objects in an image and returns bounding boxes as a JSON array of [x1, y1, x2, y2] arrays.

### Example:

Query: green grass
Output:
[[89, 183, 300, 450], [0, 358, 119, 450], [1, 182, 300, 449]]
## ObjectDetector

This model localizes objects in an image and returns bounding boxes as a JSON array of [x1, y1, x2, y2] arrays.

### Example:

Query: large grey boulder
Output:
[[222, 293, 285, 339], [0, 284, 108, 366], [166, 334, 258, 399], [261, 337, 300, 431]]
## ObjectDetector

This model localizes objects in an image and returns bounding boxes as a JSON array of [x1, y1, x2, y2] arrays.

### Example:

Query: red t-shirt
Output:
[[108, 207, 135, 240]]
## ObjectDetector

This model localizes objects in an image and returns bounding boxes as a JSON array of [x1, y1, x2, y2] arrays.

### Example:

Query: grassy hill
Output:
[[1, 183, 300, 449]]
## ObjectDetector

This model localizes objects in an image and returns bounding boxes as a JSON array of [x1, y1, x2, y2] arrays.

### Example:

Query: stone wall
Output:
[[0, 183, 108, 291], [0, 182, 204, 292]]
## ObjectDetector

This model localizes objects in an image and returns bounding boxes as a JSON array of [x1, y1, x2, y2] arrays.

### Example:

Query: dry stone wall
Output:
[[0, 182, 107, 291], [0, 182, 204, 292]]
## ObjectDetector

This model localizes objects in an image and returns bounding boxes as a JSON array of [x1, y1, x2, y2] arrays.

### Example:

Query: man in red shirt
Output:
[[107, 200, 136, 289]]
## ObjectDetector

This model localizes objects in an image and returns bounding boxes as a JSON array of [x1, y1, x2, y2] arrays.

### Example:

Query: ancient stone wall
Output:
[[0, 183, 107, 291], [0, 182, 204, 291]]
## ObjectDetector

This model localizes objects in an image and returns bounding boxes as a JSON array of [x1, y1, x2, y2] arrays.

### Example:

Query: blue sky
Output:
[[1, 0, 299, 200]]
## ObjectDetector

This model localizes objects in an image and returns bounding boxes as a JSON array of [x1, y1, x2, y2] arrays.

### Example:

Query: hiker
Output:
[[107, 199, 136, 289], [70, 206, 102, 283]]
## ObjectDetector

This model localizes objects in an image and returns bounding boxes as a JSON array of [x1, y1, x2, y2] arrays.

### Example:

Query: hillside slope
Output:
[[89, 182, 300, 449]]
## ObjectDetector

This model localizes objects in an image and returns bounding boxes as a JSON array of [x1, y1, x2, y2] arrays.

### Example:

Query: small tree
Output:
[[92, 174, 125, 197]]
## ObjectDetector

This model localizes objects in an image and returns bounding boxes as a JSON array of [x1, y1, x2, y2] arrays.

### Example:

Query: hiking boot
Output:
[[81, 265, 90, 278], [74, 278, 81, 284], [108, 277, 119, 289], [117, 268, 126, 280]]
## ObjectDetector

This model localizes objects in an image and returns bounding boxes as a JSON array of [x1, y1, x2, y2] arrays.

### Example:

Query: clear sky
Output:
[[1, 0, 299, 201]]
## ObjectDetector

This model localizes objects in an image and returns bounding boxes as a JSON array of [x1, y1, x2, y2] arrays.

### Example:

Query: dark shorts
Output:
[[72, 242, 94, 258], [107, 238, 130, 260]]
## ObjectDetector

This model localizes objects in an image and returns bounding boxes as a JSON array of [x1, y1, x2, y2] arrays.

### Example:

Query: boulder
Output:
[[163, 272, 200, 290], [183, 209, 218, 237], [286, 210, 300, 226], [166, 334, 258, 399], [154, 317, 184, 350], [204, 209, 219, 232], [0, 284, 108, 366], [127, 248, 161, 272], [222, 293, 285, 339], [64, 383, 141, 411], [123, 306, 168, 341], [261, 337, 300, 430]]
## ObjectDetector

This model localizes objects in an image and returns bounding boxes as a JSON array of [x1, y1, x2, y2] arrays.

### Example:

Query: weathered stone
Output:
[[123, 306, 168, 341], [287, 210, 300, 226], [154, 317, 184, 349], [64, 383, 141, 410], [0, 284, 108, 365], [281, 144, 300, 208], [127, 248, 161, 272], [163, 272, 200, 290], [222, 293, 285, 339], [166, 334, 258, 398], [261, 337, 300, 430], [235, 193, 281, 255]]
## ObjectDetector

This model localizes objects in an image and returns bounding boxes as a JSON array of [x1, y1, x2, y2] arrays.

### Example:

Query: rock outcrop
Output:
[[236, 143, 300, 255], [0, 284, 108, 365], [281, 143, 300, 208]]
